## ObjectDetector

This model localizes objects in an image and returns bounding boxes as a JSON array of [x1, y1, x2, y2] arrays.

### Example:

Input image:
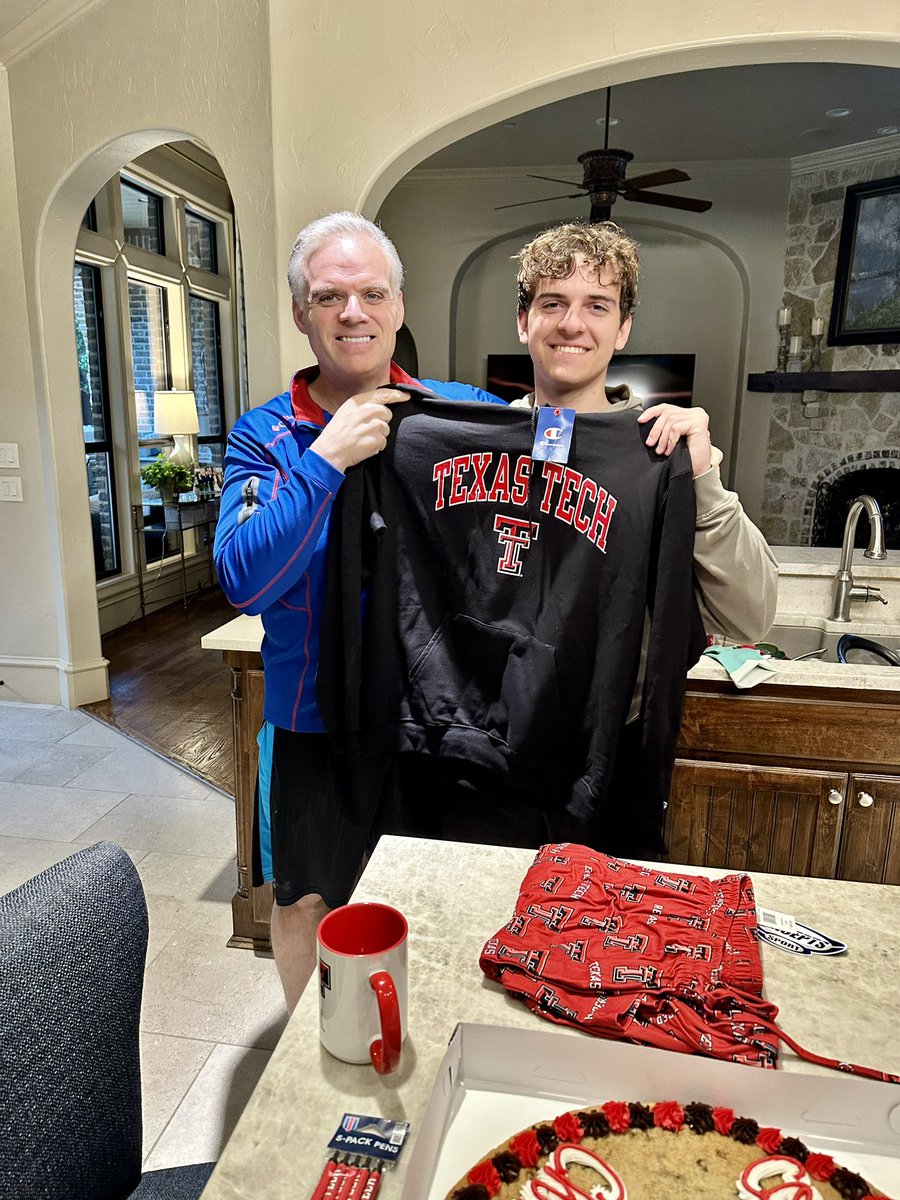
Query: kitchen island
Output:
[[199, 834, 900, 1199]]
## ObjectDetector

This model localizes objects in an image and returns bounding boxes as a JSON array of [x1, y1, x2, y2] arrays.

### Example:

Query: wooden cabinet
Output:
[[219, 651, 900, 950], [666, 760, 844, 878], [837, 773, 900, 884], [669, 682, 900, 886]]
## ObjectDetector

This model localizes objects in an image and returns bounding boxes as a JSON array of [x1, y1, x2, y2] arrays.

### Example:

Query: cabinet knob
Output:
[[827, 789, 843, 805], [857, 791, 875, 808]]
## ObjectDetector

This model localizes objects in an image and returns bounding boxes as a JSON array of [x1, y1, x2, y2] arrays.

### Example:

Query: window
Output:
[[74, 262, 120, 578], [73, 145, 238, 616], [121, 180, 164, 254], [189, 294, 225, 467], [129, 279, 169, 442], [185, 209, 217, 273]]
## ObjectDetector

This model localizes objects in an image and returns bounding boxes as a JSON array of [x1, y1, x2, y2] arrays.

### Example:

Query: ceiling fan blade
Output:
[[495, 192, 585, 211], [528, 173, 584, 187], [622, 189, 713, 212], [623, 167, 690, 190]]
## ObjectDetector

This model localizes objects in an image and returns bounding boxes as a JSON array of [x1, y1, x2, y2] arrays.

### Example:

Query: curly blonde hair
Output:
[[515, 222, 640, 319]]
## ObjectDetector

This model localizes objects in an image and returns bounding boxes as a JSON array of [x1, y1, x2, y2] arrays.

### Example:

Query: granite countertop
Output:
[[201, 836, 900, 1200], [201, 613, 262, 654]]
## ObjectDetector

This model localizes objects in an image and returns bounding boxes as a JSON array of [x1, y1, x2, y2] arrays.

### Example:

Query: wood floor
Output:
[[82, 588, 238, 795]]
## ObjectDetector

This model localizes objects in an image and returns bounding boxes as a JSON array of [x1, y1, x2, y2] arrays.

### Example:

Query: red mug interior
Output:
[[318, 902, 407, 956]]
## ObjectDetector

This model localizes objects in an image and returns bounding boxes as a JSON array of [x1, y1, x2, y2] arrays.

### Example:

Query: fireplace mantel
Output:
[[748, 370, 900, 393]]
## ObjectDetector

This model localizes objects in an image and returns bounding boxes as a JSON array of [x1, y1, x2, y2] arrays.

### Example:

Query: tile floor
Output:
[[0, 700, 287, 1170]]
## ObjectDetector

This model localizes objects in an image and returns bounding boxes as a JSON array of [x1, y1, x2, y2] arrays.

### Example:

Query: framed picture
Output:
[[829, 174, 900, 345]]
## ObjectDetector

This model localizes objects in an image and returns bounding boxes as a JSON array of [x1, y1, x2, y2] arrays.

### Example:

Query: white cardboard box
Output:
[[403, 1023, 900, 1200]]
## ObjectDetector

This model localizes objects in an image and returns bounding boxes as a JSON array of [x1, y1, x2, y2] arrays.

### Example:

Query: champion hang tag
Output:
[[532, 405, 575, 464]]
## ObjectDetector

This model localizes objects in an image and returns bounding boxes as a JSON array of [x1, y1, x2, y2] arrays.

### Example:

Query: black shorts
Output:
[[269, 729, 402, 909]]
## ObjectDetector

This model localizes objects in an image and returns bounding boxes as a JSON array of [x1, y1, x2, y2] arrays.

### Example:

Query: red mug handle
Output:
[[368, 970, 402, 1075]]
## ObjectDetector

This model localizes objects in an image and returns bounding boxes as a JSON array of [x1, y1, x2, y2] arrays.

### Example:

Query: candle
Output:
[[778, 306, 792, 326], [790, 335, 802, 354], [811, 317, 825, 336]]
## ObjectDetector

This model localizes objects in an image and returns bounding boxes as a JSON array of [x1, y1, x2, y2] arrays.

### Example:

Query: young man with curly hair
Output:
[[512, 221, 776, 651]]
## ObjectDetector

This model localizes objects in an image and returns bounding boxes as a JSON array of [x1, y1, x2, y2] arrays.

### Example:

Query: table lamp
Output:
[[154, 390, 199, 466]]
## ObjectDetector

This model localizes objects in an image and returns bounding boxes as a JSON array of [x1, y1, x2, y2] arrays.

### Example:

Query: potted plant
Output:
[[140, 454, 194, 506]]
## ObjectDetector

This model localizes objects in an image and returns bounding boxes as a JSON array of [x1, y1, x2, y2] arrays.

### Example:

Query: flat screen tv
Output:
[[485, 353, 696, 407]]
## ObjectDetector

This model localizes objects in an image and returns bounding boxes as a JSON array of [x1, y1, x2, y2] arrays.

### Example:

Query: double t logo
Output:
[[493, 515, 539, 575]]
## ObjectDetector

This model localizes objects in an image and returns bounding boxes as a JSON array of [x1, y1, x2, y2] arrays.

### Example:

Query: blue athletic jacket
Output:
[[213, 363, 503, 731]]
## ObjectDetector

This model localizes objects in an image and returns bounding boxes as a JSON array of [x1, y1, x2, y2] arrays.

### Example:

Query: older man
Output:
[[214, 212, 500, 1010]]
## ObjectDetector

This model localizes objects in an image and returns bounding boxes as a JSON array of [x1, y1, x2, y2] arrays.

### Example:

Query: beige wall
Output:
[[2, 0, 899, 703], [3, 0, 278, 704], [0, 68, 64, 703]]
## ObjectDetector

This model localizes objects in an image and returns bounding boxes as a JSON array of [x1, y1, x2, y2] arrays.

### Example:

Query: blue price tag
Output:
[[532, 406, 575, 464]]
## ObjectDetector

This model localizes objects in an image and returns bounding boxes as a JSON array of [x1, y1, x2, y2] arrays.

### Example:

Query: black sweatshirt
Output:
[[318, 398, 706, 836]]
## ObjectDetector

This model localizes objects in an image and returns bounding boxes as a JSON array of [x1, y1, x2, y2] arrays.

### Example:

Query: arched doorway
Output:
[[33, 130, 242, 705]]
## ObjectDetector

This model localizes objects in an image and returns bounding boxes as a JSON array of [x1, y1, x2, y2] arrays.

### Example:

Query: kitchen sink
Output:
[[762, 623, 900, 665]]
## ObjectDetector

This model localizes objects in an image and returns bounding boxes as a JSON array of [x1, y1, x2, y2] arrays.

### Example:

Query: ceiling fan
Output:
[[497, 87, 713, 222]]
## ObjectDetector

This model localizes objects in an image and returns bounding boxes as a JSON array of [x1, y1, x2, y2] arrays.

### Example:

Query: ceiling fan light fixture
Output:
[[495, 84, 712, 220]]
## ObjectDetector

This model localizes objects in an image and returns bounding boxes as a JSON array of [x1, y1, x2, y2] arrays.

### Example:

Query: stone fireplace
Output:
[[759, 139, 900, 547], [806, 451, 900, 549]]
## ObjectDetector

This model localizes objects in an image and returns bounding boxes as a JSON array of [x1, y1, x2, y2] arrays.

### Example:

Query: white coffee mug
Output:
[[317, 902, 408, 1074]]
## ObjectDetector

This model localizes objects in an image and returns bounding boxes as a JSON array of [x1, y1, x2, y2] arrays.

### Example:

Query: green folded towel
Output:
[[702, 646, 779, 689]]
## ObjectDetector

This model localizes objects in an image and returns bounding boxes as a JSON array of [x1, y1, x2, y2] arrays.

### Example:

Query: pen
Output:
[[310, 1155, 340, 1200], [360, 1164, 383, 1199]]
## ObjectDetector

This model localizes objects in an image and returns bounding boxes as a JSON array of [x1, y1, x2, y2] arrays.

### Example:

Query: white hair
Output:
[[287, 212, 404, 305]]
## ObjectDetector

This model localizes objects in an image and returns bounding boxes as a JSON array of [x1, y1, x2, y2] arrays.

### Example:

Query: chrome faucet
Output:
[[830, 493, 888, 621]]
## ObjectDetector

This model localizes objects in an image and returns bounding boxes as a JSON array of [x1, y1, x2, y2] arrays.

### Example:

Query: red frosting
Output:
[[508, 1129, 541, 1169], [804, 1152, 837, 1181], [756, 1126, 784, 1155], [601, 1101, 631, 1133], [552, 1111, 584, 1143], [653, 1100, 685, 1132], [466, 1159, 500, 1196], [712, 1106, 736, 1136]]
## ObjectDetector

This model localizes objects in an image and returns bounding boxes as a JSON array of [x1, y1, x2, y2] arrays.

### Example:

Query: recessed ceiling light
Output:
[[877, 124, 899, 136], [503, 120, 518, 129], [825, 107, 852, 119], [595, 115, 620, 127]]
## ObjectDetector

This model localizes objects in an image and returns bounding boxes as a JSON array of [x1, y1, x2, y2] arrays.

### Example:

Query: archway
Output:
[[371, 37, 896, 516], [448, 219, 748, 473], [363, 36, 899, 214], [32, 129, 237, 705]]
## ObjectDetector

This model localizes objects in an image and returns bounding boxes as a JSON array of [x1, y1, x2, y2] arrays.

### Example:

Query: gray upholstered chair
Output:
[[0, 841, 215, 1199]]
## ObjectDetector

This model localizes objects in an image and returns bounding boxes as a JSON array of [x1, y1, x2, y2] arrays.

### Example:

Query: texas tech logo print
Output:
[[493, 515, 539, 576], [432, 453, 618, 553]]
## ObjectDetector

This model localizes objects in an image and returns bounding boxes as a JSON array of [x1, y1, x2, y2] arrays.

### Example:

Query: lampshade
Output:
[[154, 390, 199, 436]]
